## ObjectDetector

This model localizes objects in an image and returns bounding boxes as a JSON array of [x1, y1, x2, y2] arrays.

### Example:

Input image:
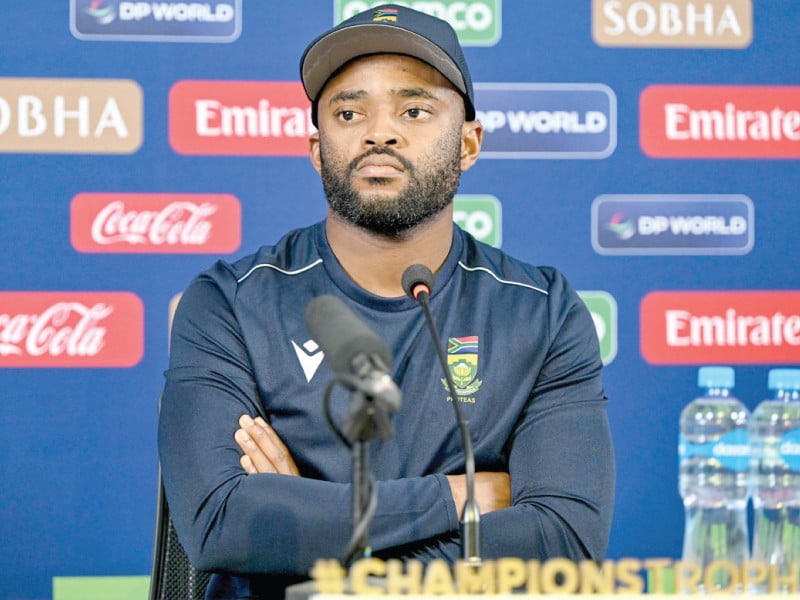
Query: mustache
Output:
[[348, 147, 414, 175]]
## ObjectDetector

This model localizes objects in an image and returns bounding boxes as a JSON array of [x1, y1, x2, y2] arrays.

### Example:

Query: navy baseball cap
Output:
[[300, 4, 476, 125]]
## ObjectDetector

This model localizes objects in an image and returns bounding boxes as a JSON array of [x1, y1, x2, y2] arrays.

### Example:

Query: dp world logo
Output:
[[83, 0, 116, 24], [453, 195, 502, 248], [70, 0, 242, 42], [578, 291, 617, 366], [475, 83, 617, 159], [605, 213, 635, 240], [592, 194, 753, 255]]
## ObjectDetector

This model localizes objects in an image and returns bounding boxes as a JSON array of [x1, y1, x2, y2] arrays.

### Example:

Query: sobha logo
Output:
[[335, 1, 501, 46], [0, 78, 142, 154], [592, 0, 752, 48]]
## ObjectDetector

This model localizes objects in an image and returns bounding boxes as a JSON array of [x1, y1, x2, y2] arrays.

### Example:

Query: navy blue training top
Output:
[[158, 221, 615, 598]]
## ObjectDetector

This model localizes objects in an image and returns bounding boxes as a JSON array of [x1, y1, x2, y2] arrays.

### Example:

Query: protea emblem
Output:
[[441, 336, 482, 396]]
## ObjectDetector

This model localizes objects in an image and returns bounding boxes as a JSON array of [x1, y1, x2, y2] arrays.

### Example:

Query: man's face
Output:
[[310, 54, 472, 238]]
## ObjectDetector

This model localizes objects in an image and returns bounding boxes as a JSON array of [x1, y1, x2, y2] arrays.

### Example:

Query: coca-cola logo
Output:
[[71, 192, 241, 253], [0, 292, 143, 367]]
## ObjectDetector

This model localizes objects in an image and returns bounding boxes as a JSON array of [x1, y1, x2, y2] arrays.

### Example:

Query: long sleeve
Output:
[[406, 279, 615, 564], [158, 274, 460, 575], [158, 225, 615, 591]]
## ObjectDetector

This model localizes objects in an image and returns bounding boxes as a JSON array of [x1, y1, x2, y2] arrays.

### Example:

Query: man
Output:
[[159, 5, 615, 598]]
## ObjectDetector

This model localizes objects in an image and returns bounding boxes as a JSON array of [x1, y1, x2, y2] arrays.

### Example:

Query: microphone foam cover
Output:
[[401, 264, 435, 299], [304, 295, 393, 374]]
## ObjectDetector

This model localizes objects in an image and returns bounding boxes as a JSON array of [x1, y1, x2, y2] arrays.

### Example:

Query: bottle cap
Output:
[[767, 368, 800, 391], [698, 366, 735, 389]]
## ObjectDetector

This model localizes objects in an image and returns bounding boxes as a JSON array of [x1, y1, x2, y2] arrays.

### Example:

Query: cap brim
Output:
[[301, 23, 467, 102]]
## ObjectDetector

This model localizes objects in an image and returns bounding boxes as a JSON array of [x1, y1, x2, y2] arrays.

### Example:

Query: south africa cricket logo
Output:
[[442, 336, 482, 397]]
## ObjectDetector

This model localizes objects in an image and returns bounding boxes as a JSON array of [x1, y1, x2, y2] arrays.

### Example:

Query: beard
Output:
[[319, 128, 463, 239]]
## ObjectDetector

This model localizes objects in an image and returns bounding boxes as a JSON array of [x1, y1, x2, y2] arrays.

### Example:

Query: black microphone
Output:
[[401, 264, 481, 566], [305, 294, 402, 564], [304, 294, 401, 416]]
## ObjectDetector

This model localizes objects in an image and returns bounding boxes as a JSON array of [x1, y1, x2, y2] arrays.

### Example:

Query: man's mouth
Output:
[[355, 155, 405, 178]]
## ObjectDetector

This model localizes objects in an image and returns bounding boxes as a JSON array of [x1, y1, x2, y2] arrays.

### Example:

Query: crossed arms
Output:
[[234, 414, 511, 520], [158, 272, 614, 575]]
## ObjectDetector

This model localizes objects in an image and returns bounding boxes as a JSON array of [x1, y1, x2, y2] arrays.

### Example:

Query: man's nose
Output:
[[362, 111, 402, 147]]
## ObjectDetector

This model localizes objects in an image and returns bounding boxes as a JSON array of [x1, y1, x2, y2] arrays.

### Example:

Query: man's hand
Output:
[[446, 472, 511, 519], [234, 415, 300, 476]]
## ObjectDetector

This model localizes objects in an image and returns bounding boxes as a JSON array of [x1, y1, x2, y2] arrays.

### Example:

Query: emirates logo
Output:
[[641, 290, 800, 364]]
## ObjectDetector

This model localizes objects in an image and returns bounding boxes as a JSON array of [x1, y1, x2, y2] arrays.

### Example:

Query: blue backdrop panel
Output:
[[1, 2, 798, 598]]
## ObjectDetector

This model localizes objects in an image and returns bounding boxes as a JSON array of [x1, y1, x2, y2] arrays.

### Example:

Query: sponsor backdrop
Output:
[[1, 1, 798, 598]]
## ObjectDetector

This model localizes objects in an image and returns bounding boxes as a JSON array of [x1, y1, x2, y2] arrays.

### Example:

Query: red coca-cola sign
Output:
[[71, 193, 241, 253], [0, 292, 143, 367]]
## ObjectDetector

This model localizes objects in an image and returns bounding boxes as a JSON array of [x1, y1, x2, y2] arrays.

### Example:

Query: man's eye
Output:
[[406, 108, 422, 119], [339, 110, 355, 121]]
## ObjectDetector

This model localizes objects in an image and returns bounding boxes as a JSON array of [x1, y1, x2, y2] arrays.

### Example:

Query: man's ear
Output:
[[308, 131, 322, 175], [460, 120, 483, 172]]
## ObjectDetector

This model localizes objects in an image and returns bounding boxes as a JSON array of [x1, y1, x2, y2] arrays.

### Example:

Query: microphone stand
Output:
[[344, 388, 377, 566], [415, 290, 481, 566], [323, 361, 399, 567]]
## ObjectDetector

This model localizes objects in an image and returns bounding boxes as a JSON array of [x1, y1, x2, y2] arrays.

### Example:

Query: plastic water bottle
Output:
[[751, 368, 800, 591], [679, 366, 750, 590]]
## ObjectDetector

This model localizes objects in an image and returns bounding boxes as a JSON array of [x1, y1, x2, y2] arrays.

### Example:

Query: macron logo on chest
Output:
[[291, 339, 324, 382]]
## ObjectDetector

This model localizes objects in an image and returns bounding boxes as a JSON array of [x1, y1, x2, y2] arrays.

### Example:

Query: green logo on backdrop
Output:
[[453, 195, 502, 248], [577, 291, 617, 366], [335, 1, 502, 46], [53, 576, 149, 600]]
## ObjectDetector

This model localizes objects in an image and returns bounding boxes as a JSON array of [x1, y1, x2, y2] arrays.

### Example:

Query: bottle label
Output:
[[780, 428, 800, 471], [679, 429, 749, 471]]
